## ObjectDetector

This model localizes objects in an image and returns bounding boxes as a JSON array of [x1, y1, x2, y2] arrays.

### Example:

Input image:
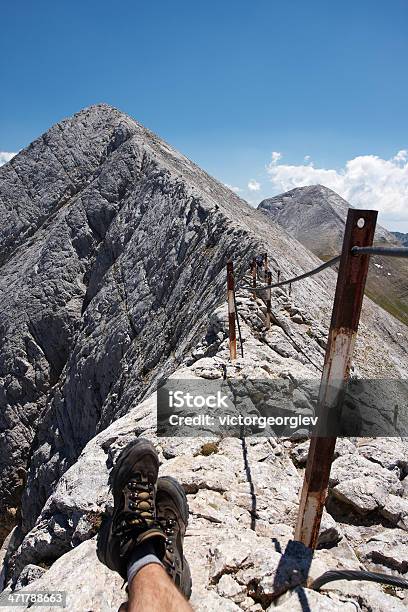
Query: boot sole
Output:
[[157, 476, 192, 599], [183, 555, 193, 600]]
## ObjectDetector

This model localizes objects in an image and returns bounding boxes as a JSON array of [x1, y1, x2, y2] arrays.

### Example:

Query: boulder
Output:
[[357, 529, 408, 576], [331, 477, 388, 514]]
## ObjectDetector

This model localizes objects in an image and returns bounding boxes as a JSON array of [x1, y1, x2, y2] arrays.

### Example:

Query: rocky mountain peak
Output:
[[260, 184, 350, 215], [0, 109, 407, 610], [393, 231, 408, 247], [258, 184, 408, 325]]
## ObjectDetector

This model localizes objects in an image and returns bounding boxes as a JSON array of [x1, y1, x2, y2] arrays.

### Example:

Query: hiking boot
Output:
[[156, 476, 192, 599], [97, 438, 166, 580]]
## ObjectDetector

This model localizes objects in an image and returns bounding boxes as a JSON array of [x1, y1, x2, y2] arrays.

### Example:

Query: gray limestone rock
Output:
[[356, 529, 408, 576], [329, 453, 402, 496], [14, 565, 46, 590], [217, 574, 246, 599], [0, 104, 407, 611], [318, 510, 342, 546], [380, 494, 408, 529], [356, 438, 408, 478], [2, 539, 124, 612], [332, 477, 388, 514], [270, 587, 360, 611]]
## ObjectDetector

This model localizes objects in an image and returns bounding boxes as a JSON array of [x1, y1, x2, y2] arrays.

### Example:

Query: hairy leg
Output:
[[127, 563, 193, 612]]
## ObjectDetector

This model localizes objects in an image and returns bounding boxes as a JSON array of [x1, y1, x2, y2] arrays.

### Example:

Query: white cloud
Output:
[[266, 150, 408, 225], [393, 150, 408, 163], [303, 155, 311, 163], [270, 151, 282, 165], [224, 183, 242, 193], [0, 151, 16, 166], [248, 179, 261, 192]]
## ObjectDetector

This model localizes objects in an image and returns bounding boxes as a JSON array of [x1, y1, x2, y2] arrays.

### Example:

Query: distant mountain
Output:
[[392, 231, 408, 246], [259, 185, 408, 325]]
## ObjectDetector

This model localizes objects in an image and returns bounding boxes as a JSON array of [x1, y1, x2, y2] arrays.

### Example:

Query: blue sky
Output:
[[1, 0, 407, 229]]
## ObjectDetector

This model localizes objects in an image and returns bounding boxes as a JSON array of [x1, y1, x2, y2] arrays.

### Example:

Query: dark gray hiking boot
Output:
[[97, 438, 166, 580], [156, 476, 192, 599]]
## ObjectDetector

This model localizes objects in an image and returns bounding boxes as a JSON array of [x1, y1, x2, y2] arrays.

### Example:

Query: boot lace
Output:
[[113, 474, 155, 544], [158, 516, 177, 573]]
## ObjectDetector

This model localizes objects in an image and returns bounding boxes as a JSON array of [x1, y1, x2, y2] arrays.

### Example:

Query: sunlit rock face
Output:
[[0, 105, 407, 610]]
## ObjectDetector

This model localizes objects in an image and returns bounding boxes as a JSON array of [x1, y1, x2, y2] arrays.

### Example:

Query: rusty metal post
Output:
[[227, 261, 237, 361], [251, 257, 257, 298], [265, 270, 272, 329], [294, 209, 377, 550], [264, 252, 268, 281]]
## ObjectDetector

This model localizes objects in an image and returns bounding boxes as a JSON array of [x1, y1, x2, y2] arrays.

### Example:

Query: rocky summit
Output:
[[258, 185, 408, 325], [393, 232, 408, 247], [0, 105, 407, 611]]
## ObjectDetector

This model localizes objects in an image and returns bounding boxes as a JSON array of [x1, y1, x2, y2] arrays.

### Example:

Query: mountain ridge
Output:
[[0, 106, 407, 610], [258, 185, 408, 325], [392, 231, 408, 246]]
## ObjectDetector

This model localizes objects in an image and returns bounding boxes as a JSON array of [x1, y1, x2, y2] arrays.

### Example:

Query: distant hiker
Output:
[[97, 439, 192, 612], [256, 255, 264, 269]]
